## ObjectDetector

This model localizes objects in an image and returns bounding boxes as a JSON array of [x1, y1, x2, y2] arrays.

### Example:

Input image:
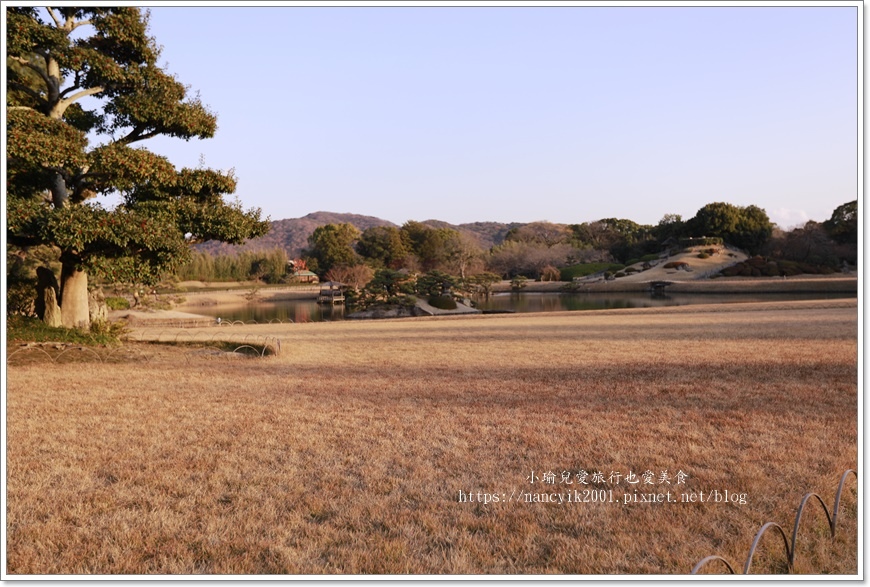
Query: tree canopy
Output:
[[685, 202, 773, 254], [306, 223, 361, 275], [355, 226, 409, 269], [6, 7, 269, 328], [823, 200, 857, 245]]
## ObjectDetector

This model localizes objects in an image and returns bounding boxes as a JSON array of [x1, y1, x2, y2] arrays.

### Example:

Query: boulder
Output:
[[35, 266, 62, 327], [89, 288, 109, 325], [42, 287, 63, 328]]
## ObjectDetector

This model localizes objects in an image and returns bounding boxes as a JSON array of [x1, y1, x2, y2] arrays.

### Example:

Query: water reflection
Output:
[[477, 291, 852, 313], [193, 292, 851, 323], [196, 300, 345, 323]]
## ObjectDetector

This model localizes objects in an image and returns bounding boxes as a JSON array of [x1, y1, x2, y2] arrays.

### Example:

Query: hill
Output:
[[194, 212, 397, 258], [195, 212, 521, 258], [420, 220, 523, 249]]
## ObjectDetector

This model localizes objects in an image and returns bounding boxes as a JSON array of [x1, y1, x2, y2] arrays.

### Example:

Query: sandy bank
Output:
[[500, 275, 858, 294]]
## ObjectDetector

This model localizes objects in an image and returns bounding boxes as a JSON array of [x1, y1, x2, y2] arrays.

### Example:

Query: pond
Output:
[[190, 291, 854, 324]]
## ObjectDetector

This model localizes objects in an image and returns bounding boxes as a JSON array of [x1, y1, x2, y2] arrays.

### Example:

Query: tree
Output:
[[686, 202, 773, 254], [823, 200, 858, 245], [360, 268, 416, 306], [504, 221, 571, 247], [461, 272, 501, 301], [653, 213, 685, 242], [415, 270, 456, 297], [324, 264, 374, 290], [443, 231, 483, 279], [248, 249, 289, 284], [487, 240, 578, 278], [6, 8, 269, 329], [400, 221, 461, 272], [568, 218, 654, 262], [540, 265, 561, 281], [356, 225, 409, 269], [781, 221, 839, 266], [306, 223, 361, 276]]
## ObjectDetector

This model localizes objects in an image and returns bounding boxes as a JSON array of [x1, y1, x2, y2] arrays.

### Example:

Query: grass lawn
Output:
[[5, 299, 858, 575]]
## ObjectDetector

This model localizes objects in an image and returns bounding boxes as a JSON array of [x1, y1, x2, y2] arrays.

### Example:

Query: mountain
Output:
[[194, 212, 397, 258], [421, 220, 524, 250], [194, 212, 522, 258]]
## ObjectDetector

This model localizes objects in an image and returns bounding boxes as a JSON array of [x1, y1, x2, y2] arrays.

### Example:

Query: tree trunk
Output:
[[60, 262, 90, 330], [49, 171, 69, 208]]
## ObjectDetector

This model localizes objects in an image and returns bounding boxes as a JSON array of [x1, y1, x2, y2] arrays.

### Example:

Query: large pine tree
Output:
[[6, 7, 269, 328]]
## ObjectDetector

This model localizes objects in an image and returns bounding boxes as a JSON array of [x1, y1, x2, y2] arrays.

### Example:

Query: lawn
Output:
[[5, 299, 858, 575]]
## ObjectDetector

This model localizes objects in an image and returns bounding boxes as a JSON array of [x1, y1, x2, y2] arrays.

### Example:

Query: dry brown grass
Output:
[[6, 299, 858, 575]]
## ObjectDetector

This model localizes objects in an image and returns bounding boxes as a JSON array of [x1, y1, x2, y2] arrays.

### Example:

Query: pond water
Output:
[[191, 291, 854, 324]]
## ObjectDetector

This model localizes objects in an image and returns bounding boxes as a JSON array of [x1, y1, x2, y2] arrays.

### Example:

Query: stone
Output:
[[42, 286, 63, 328], [89, 288, 109, 325], [35, 266, 63, 327], [35, 266, 59, 322]]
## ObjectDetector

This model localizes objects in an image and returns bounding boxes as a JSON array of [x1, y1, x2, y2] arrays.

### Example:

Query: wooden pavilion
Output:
[[316, 281, 346, 304]]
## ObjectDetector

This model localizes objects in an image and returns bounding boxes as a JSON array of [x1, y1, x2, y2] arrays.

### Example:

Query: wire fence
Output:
[[691, 469, 858, 575], [126, 330, 282, 357]]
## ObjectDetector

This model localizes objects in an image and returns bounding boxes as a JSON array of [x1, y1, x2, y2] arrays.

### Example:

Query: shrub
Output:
[[105, 296, 130, 310], [679, 236, 723, 247], [624, 267, 640, 274], [511, 276, 529, 291], [7, 280, 36, 317], [663, 261, 689, 269], [6, 314, 124, 346], [720, 258, 839, 278], [89, 319, 129, 339], [697, 253, 710, 259], [427, 295, 457, 310], [560, 263, 625, 281], [540, 265, 561, 282], [625, 254, 661, 266]]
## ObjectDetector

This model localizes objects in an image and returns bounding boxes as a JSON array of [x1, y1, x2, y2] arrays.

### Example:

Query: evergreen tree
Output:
[[7, 7, 269, 328]]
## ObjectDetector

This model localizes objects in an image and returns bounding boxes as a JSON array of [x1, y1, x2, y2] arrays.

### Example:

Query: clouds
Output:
[[767, 208, 812, 231]]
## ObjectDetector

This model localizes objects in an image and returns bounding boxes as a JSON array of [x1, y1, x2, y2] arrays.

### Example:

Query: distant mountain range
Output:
[[194, 211, 523, 258]]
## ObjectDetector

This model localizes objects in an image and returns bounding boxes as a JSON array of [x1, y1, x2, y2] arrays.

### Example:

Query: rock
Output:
[[35, 266, 61, 325], [89, 288, 109, 325], [42, 286, 63, 328]]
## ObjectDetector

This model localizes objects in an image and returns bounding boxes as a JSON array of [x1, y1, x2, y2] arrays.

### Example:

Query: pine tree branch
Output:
[[116, 124, 147, 145], [70, 18, 93, 31], [9, 55, 51, 86], [62, 86, 105, 104], [118, 128, 162, 145], [46, 7, 63, 29], [58, 82, 82, 99], [50, 86, 105, 118], [8, 81, 46, 105]]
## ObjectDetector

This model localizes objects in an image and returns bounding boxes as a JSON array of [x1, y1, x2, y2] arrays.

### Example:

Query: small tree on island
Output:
[[7, 8, 269, 329], [415, 270, 456, 298], [462, 272, 501, 302]]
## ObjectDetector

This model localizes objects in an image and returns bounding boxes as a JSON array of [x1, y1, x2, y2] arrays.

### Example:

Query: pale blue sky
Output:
[[136, 4, 859, 228]]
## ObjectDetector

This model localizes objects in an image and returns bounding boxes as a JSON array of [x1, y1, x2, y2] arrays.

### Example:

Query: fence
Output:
[[691, 469, 858, 574], [126, 330, 282, 357]]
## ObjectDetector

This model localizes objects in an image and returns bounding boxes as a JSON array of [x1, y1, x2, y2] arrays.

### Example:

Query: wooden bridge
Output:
[[648, 281, 674, 296]]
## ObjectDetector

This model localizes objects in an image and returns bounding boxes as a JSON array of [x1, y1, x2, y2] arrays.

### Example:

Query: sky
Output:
[[121, 2, 858, 228]]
